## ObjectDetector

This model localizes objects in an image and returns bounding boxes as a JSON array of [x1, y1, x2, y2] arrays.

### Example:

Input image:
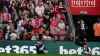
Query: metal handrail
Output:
[[64, 0, 76, 41]]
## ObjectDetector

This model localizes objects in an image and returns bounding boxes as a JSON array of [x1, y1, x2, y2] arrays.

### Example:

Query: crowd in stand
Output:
[[0, 0, 70, 41]]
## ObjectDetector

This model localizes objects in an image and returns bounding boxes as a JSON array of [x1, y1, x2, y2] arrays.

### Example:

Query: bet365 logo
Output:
[[0, 45, 37, 54], [59, 46, 100, 55]]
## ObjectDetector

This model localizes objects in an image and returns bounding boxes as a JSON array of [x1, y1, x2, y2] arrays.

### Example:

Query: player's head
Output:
[[97, 17, 100, 23]]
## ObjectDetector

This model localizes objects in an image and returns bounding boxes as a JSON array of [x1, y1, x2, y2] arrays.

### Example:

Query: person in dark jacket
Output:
[[35, 41, 48, 54], [75, 18, 91, 56]]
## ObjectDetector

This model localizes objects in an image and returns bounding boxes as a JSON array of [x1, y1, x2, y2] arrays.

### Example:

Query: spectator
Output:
[[55, 1, 67, 16], [21, 14, 28, 28], [1, 8, 11, 23], [15, 0, 20, 12], [23, 20, 34, 40], [58, 19, 67, 41], [35, 2, 44, 17], [28, 9, 35, 18], [50, 17, 59, 39], [11, 9, 19, 18], [50, 17, 58, 31], [20, 2, 28, 12], [0, 0, 69, 41], [31, 32, 39, 40], [58, 20, 65, 31], [27, 0, 35, 10], [12, 15, 20, 29], [18, 9, 22, 20], [5, 26, 18, 40], [34, 25, 40, 34], [56, 12, 65, 22], [52, 0, 59, 6], [8, 1, 16, 13]]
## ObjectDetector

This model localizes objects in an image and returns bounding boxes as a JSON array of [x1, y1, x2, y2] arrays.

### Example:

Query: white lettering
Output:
[[5, 45, 11, 53], [0, 48, 5, 53], [92, 47, 100, 55], [60, 46, 68, 54], [77, 47, 83, 55], [20, 46, 29, 54], [12, 45, 20, 54], [30, 46, 37, 54]]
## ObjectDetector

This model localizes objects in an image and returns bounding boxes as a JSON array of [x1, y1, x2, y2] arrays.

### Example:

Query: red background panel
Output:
[[68, 0, 100, 15]]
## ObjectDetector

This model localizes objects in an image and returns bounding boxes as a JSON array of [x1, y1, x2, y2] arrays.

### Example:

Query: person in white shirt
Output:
[[5, 26, 19, 40], [35, 2, 44, 17], [58, 20, 65, 30]]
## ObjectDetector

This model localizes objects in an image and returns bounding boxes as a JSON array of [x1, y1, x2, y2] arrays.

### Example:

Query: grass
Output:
[[0, 54, 99, 56]]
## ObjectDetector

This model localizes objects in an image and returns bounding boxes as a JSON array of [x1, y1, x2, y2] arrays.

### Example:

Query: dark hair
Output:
[[45, 3, 49, 6]]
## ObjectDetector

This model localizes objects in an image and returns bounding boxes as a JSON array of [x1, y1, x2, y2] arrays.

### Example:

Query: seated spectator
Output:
[[58, 20, 67, 41], [12, 15, 20, 29], [56, 12, 65, 22], [22, 10, 29, 16], [11, 9, 19, 19], [50, 17, 59, 37], [27, 0, 35, 10], [34, 16, 43, 28], [6, 20, 14, 33], [1, 8, 11, 23], [30, 15, 43, 28], [52, 0, 59, 6], [28, 9, 35, 18], [58, 20, 65, 31], [55, 1, 67, 16], [32, 26, 45, 40], [8, 1, 16, 13], [15, 0, 20, 12], [34, 25, 40, 34], [31, 32, 39, 40], [35, 2, 44, 17], [23, 20, 34, 40], [21, 14, 28, 28], [5, 26, 19, 40], [0, 0, 69, 41], [50, 17, 58, 32], [18, 9, 23, 20], [20, 2, 28, 12]]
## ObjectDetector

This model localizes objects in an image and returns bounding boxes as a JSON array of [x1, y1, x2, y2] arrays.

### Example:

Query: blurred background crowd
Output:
[[0, 0, 71, 41]]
